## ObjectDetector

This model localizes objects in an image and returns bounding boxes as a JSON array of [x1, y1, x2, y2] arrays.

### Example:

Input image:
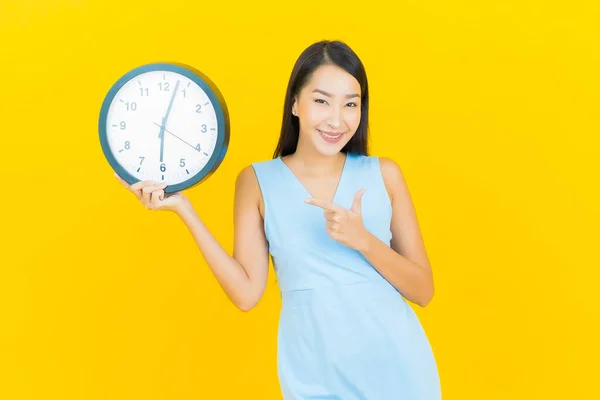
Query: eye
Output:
[[315, 99, 327, 104], [347, 102, 358, 107]]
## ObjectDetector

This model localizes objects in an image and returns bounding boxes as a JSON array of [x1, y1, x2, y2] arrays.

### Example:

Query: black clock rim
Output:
[[98, 62, 230, 194]]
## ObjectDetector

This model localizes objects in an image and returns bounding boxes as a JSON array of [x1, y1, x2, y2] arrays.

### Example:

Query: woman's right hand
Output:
[[114, 173, 191, 214]]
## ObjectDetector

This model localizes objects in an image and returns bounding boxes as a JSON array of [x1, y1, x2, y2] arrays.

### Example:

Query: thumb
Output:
[[351, 189, 366, 213]]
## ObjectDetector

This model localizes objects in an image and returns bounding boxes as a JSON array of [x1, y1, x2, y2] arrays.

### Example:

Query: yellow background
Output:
[[1, 0, 599, 398]]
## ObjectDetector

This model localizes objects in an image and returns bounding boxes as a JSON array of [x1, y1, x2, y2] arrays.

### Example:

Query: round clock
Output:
[[99, 62, 230, 193]]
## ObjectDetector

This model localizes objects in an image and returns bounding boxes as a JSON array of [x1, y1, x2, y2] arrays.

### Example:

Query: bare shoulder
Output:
[[377, 157, 430, 270], [236, 164, 258, 184], [234, 164, 264, 215], [235, 165, 261, 197], [378, 156, 407, 202]]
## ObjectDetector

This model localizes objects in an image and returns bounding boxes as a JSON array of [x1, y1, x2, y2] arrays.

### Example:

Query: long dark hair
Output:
[[272, 40, 370, 158]]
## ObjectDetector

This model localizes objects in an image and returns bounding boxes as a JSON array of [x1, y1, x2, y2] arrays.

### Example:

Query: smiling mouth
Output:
[[318, 129, 345, 139]]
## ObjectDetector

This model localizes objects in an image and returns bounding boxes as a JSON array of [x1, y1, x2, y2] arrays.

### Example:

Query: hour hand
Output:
[[159, 117, 166, 162], [158, 117, 165, 139]]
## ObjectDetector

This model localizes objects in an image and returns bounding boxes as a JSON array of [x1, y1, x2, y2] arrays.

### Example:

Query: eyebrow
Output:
[[312, 89, 360, 99]]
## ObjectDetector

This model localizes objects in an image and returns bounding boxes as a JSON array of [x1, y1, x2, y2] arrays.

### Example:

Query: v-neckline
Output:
[[278, 153, 351, 204]]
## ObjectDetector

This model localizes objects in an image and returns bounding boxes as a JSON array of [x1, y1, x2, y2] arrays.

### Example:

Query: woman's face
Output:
[[292, 64, 362, 157]]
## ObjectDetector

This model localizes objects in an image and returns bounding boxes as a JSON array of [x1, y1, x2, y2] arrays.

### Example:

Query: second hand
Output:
[[152, 122, 200, 152]]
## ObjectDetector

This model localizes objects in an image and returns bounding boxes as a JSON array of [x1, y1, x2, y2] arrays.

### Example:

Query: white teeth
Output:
[[319, 130, 343, 139]]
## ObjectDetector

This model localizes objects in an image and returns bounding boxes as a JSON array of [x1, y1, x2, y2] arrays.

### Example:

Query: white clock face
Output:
[[104, 70, 219, 185]]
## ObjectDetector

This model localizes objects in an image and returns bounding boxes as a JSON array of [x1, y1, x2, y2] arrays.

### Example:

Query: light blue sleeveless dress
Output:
[[251, 152, 441, 400]]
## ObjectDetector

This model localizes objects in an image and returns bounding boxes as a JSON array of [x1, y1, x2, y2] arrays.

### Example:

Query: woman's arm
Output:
[[358, 158, 434, 307], [173, 165, 270, 311]]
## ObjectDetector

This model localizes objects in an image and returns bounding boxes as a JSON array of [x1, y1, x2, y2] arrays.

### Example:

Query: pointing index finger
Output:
[[304, 198, 344, 213]]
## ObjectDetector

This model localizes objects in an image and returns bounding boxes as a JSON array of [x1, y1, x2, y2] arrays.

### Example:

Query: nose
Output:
[[327, 107, 342, 129]]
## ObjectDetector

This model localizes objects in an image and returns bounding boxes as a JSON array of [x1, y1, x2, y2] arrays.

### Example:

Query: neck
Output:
[[287, 136, 346, 175]]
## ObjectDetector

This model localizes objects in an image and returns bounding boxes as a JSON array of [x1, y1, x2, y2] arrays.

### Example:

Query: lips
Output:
[[318, 129, 345, 143]]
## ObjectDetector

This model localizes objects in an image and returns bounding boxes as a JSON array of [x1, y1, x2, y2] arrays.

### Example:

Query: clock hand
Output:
[[159, 117, 165, 162], [158, 80, 181, 162], [153, 121, 201, 152]]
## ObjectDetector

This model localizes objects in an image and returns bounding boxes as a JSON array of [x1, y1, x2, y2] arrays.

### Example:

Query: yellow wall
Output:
[[1, 0, 598, 398]]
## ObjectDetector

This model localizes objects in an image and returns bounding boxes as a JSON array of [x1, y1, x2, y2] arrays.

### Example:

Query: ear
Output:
[[291, 96, 298, 116]]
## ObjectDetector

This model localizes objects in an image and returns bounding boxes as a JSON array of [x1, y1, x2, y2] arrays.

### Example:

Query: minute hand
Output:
[[158, 80, 181, 162]]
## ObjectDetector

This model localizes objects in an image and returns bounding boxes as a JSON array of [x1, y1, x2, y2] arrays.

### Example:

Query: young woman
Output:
[[116, 40, 441, 399]]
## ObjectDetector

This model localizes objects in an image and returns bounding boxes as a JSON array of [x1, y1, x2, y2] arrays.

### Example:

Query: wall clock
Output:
[[99, 62, 229, 193]]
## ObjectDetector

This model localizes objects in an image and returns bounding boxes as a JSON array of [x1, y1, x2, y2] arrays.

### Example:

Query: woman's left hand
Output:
[[305, 189, 371, 251]]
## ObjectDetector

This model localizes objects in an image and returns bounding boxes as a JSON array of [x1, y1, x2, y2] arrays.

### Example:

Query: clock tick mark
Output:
[[186, 169, 190, 174], [137, 167, 141, 172], [203, 152, 209, 156], [204, 102, 209, 106]]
